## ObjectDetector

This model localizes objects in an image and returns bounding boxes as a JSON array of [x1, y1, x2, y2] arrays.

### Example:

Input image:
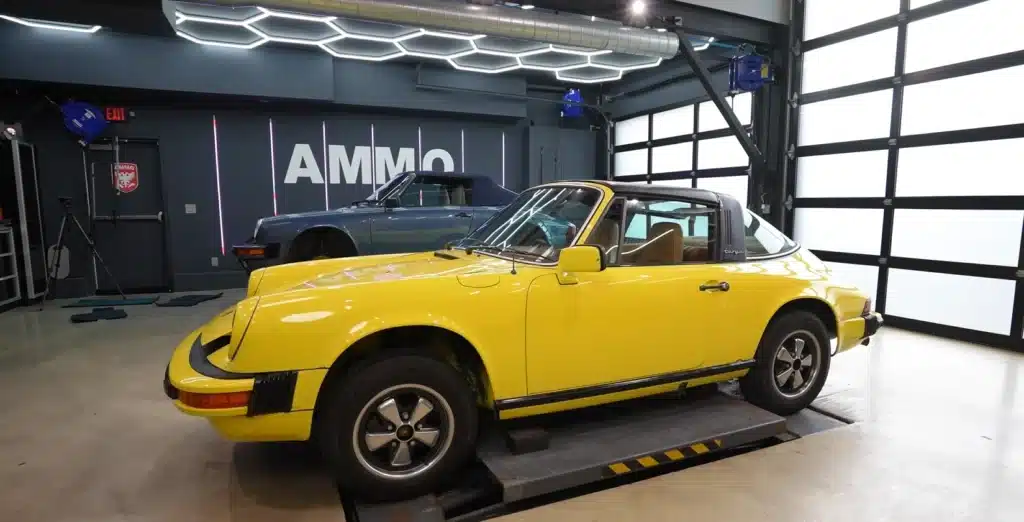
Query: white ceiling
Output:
[[676, 0, 789, 25]]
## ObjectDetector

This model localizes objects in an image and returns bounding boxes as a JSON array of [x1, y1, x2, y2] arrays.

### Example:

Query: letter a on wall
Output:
[[113, 162, 139, 193]]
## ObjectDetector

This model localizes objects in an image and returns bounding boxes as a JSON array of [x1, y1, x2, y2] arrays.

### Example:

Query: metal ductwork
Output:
[[191, 0, 681, 58]]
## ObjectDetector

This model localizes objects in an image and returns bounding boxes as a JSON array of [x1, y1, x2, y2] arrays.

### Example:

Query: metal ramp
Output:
[[351, 392, 788, 522]]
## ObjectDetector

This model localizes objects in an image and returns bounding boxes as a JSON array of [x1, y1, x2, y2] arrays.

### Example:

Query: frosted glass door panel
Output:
[[902, 65, 1024, 136], [698, 93, 752, 132], [651, 179, 693, 188], [825, 262, 879, 304], [796, 150, 888, 198], [804, 0, 899, 40], [794, 208, 884, 255], [614, 149, 647, 177], [802, 28, 898, 93], [905, 0, 1024, 73], [798, 89, 893, 146], [615, 115, 648, 146], [696, 176, 748, 207], [651, 142, 693, 174], [652, 106, 694, 140], [896, 138, 1024, 197], [890, 209, 1024, 266], [909, 0, 942, 7], [886, 269, 1015, 335], [697, 136, 748, 169]]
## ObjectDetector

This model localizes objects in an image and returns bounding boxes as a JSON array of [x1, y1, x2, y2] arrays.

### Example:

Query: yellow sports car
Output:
[[164, 180, 881, 501]]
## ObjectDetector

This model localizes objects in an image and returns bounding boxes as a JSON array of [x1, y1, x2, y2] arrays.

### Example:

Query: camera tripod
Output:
[[40, 197, 125, 310]]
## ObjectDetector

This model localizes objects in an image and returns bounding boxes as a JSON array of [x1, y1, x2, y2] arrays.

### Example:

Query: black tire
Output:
[[317, 354, 478, 502], [289, 229, 354, 262], [740, 311, 831, 416]]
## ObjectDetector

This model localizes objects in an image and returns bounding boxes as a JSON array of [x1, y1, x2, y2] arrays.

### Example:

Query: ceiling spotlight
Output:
[[656, 28, 666, 32], [630, 0, 646, 16], [521, 4, 535, 9]]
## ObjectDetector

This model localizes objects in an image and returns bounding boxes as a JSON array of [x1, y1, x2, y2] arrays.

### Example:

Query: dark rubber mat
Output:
[[70, 307, 128, 323], [63, 296, 158, 308], [155, 292, 224, 307]]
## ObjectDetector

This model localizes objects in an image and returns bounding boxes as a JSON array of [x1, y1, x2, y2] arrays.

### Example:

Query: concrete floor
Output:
[[1, 291, 1022, 522]]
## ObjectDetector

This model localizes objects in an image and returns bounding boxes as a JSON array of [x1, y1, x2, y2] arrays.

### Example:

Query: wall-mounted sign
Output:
[[104, 107, 131, 122], [113, 162, 139, 193], [283, 144, 454, 185]]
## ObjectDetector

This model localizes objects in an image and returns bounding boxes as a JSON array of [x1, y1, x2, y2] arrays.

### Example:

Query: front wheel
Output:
[[740, 311, 831, 416], [317, 354, 478, 502]]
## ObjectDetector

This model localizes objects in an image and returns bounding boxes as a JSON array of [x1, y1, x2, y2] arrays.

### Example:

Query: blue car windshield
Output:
[[366, 173, 409, 201], [455, 186, 600, 262]]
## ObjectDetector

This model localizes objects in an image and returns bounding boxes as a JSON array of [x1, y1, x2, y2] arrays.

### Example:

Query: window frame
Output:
[[742, 209, 801, 261], [585, 194, 721, 268]]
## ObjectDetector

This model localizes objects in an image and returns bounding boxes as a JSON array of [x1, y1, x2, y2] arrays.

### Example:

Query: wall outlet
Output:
[[210, 256, 219, 267], [185, 204, 197, 214]]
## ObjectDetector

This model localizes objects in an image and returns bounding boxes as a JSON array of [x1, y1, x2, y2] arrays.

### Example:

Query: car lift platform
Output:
[[349, 391, 790, 522]]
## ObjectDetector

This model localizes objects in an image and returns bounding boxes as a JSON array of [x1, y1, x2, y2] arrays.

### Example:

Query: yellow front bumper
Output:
[[164, 330, 328, 442]]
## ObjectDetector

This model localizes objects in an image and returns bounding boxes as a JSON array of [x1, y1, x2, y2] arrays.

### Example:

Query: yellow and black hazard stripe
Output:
[[602, 439, 724, 477]]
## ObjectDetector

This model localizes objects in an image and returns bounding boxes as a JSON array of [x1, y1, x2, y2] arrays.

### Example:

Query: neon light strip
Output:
[[370, 124, 377, 191], [460, 129, 465, 173], [211, 116, 226, 255], [418, 126, 423, 170], [322, 121, 329, 210], [269, 118, 278, 216], [501, 131, 506, 187], [0, 14, 101, 33]]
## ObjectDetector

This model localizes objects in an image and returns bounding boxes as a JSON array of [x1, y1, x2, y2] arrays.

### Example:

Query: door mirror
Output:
[[556, 245, 605, 284], [383, 197, 400, 209]]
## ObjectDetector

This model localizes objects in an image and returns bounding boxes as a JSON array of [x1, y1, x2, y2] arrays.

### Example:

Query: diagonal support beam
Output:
[[676, 30, 766, 169]]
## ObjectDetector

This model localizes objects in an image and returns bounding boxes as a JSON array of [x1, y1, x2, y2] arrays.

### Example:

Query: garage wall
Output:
[[785, 0, 1024, 350]]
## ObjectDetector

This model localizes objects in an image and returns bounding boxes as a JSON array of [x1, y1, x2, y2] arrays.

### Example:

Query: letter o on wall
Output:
[[422, 149, 455, 172]]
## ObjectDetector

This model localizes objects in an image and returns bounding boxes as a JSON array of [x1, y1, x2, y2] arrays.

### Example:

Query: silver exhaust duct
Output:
[[189, 0, 680, 58]]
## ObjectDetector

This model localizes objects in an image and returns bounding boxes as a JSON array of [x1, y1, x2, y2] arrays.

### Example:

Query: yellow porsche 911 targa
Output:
[[164, 180, 881, 501]]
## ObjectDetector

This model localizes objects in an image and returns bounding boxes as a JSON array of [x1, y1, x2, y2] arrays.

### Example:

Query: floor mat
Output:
[[155, 292, 224, 307], [63, 296, 159, 308], [70, 307, 128, 323]]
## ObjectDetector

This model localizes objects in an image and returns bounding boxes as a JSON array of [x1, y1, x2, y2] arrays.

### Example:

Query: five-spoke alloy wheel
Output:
[[318, 353, 478, 502], [741, 311, 831, 416]]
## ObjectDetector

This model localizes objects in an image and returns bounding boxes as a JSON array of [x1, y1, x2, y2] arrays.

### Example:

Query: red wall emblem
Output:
[[113, 162, 139, 193]]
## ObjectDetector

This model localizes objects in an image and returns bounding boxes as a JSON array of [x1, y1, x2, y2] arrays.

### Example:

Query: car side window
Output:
[[743, 209, 796, 258], [586, 197, 716, 266], [398, 178, 473, 207]]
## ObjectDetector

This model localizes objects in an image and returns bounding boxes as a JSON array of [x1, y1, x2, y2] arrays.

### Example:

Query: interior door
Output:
[[524, 265, 718, 395], [87, 139, 169, 294]]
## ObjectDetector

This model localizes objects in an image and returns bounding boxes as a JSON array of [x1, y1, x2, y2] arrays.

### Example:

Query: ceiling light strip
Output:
[[0, 14, 101, 33]]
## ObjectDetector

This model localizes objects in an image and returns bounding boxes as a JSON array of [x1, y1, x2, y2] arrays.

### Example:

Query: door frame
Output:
[[84, 136, 173, 294]]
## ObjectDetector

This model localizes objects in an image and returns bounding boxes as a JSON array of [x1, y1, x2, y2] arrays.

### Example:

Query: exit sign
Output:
[[104, 107, 131, 122]]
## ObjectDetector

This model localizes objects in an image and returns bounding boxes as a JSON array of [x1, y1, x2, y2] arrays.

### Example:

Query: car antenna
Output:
[[509, 247, 517, 275]]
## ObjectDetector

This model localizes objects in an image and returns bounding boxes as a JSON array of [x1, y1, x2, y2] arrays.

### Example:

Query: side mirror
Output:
[[383, 197, 400, 209], [556, 245, 605, 285]]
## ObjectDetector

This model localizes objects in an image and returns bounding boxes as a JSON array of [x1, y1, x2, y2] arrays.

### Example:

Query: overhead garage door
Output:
[[788, 0, 1024, 349], [611, 92, 754, 206]]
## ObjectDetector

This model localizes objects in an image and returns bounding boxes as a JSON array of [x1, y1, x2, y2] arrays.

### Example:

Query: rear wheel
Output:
[[317, 354, 478, 502], [289, 229, 354, 262], [740, 311, 831, 416]]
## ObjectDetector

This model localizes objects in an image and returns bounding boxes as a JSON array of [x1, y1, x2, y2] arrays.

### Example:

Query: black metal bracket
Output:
[[675, 30, 767, 170]]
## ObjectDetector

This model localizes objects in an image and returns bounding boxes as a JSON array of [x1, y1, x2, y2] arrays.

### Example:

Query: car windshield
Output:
[[364, 173, 410, 202], [454, 185, 600, 262]]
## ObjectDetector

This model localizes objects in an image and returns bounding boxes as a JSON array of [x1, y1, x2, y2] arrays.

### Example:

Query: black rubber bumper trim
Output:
[[863, 312, 883, 337], [163, 365, 178, 400], [188, 335, 256, 380]]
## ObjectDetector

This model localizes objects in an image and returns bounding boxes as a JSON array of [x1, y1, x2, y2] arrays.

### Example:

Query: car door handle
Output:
[[454, 212, 472, 218], [699, 281, 730, 292]]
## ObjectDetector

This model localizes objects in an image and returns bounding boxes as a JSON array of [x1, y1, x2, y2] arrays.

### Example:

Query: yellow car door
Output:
[[524, 197, 724, 396]]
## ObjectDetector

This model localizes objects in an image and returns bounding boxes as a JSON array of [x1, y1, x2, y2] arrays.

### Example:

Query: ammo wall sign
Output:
[[113, 162, 139, 193]]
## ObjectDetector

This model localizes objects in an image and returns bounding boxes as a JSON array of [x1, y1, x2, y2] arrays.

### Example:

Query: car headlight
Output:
[[252, 218, 265, 239], [228, 297, 259, 360]]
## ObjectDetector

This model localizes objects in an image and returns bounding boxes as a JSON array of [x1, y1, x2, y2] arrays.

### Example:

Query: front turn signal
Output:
[[178, 390, 251, 410]]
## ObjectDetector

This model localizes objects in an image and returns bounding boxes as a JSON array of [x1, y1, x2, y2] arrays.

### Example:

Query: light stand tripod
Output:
[[40, 196, 125, 310]]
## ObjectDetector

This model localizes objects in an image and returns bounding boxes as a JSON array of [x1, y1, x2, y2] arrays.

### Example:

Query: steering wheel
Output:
[[518, 224, 552, 248]]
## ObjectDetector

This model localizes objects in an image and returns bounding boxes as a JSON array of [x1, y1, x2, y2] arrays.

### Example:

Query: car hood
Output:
[[292, 251, 511, 290]]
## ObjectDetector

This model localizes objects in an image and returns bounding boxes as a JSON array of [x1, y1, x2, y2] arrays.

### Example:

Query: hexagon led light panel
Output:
[[168, 3, 714, 83]]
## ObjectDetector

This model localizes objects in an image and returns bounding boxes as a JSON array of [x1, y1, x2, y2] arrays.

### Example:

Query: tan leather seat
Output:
[[683, 236, 710, 262], [628, 222, 683, 265], [450, 185, 467, 205], [586, 219, 621, 263]]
